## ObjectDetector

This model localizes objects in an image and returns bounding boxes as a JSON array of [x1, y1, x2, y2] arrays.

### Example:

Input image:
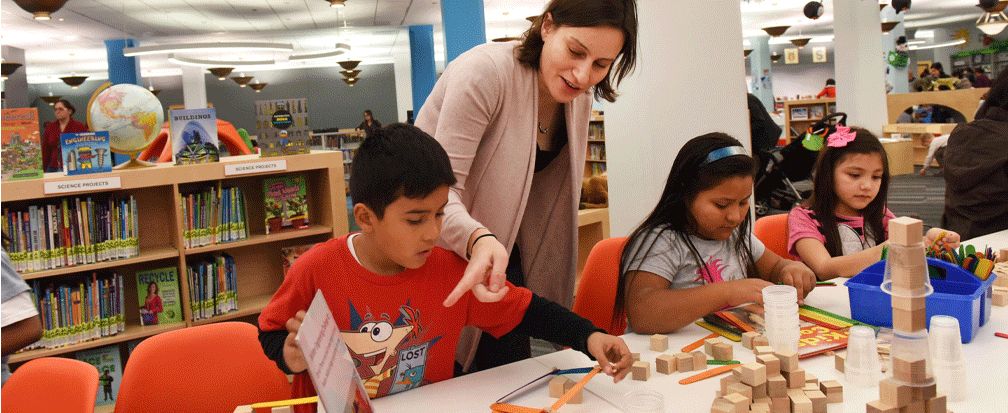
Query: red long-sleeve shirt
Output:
[[41, 118, 88, 171]]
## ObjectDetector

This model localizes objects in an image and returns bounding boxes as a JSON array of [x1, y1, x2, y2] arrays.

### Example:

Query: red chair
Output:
[[755, 213, 791, 259], [2, 357, 99, 413], [115, 322, 290, 413], [573, 237, 629, 335]]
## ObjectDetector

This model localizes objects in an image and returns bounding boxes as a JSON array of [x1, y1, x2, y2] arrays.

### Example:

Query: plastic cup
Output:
[[762, 285, 800, 353], [929, 316, 967, 401], [881, 243, 933, 298], [889, 329, 934, 385], [624, 390, 664, 413], [763, 285, 798, 306], [845, 325, 882, 387]]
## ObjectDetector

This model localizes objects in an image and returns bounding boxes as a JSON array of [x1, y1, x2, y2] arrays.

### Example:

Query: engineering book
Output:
[[60, 131, 112, 175]]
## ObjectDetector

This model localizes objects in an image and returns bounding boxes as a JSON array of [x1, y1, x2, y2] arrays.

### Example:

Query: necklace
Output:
[[537, 122, 549, 134]]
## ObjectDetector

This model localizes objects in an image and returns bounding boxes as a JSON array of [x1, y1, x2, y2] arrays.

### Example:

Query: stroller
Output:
[[755, 112, 847, 216]]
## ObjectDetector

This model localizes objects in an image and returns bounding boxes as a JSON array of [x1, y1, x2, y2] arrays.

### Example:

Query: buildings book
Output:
[[135, 266, 182, 325], [76, 344, 123, 406], [262, 175, 310, 234], [169, 108, 220, 165], [1, 107, 43, 180], [60, 131, 112, 175]]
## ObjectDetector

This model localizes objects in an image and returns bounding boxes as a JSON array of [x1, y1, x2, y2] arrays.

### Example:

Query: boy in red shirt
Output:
[[258, 124, 631, 406]]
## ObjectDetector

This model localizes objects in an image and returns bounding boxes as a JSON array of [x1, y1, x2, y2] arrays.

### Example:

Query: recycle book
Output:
[[135, 266, 183, 325], [169, 108, 220, 165], [1, 107, 44, 180], [76, 344, 123, 406], [61, 131, 112, 175]]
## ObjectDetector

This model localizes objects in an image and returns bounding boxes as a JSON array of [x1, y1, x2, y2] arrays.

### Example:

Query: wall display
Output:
[[785, 47, 800, 64], [812, 46, 827, 63], [61, 131, 112, 175], [169, 108, 220, 165], [1, 107, 43, 180], [255, 98, 310, 157]]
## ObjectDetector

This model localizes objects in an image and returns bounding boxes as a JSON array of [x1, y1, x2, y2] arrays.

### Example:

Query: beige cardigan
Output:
[[416, 42, 591, 370]]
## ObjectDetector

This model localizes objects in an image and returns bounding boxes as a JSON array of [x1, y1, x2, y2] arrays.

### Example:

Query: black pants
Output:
[[467, 245, 531, 372]]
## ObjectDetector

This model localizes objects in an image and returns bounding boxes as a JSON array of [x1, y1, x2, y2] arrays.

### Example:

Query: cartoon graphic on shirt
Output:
[[695, 257, 727, 284], [343, 300, 440, 398]]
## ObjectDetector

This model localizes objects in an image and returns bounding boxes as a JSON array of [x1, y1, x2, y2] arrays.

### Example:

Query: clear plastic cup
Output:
[[624, 389, 664, 413], [845, 325, 882, 387], [762, 285, 800, 353], [881, 243, 933, 298], [929, 316, 967, 401], [889, 329, 934, 386], [763, 285, 798, 306]]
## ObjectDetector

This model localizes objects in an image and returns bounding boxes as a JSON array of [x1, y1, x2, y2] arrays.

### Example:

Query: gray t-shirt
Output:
[[2, 251, 33, 385], [622, 226, 767, 290]]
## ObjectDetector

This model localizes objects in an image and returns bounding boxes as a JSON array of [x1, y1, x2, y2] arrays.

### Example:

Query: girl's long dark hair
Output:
[[615, 133, 758, 319], [804, 128, 890, 257]]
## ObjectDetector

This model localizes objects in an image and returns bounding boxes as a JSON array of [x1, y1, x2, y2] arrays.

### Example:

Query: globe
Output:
[[87, 83, 164, 155]]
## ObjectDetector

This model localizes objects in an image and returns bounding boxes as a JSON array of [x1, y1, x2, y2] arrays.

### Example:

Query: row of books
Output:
[[588, 162, 608, 176], [26, 272, 126, 351], [588, 123, 605, 140], [187, 253, 239, 321], [587, 145, 606, 161], [3, 195, 140, 274], [180, 184, 249, 248]]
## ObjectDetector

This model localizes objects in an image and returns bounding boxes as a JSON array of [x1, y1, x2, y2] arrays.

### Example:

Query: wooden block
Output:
[[723, 393, 750, 413], [891, 264, 928, 293], [756, 354, 781, 377], [655, 354, 676, 375], [892, 307, 928, 332], [804, 390, 827, 413], [739, 363, 767, 386], [893, 356, 928, 384], [727, 382, 753, 402], [721, 375, 740, 394], [753, 345, 774, 355], [562, 379, 582, 404], [710, 397, 734, 413], [752, 382, 767, 399], [900, 400, 925, 413], [631, 352, 641, 361], [692, 351, 708, 371], [912, 383, 938, 401], [867, 400, 899, 413], [993, 290, 1008, 307], [835, 353, 845, 373], [804, 372, 818, 384], [775, 350, 799, 372], [803, 382, 819, 392], [880, 378, 913, 407], [782, 368, 806, 389], [766, 375, 788, 397], [787, 389, 813, 413], [706, 337, 724, 355], [752, 335, 769, 348], [877, 343, 892, 355], [750, 400, 771, 413], [819, 380, 843, 403], [769, 396, 790, 413], [742, 331, 760, 349], [650, 334, 669, 351], [631, 361, 651, 381], [548, 375, 571, 398], [925, 394, 947, 413], [998, 248, 1008, 263], [891, 295, 927, 311], [888, 217, 923, 246], [676, 352, 694, 372], [713, 342, 733, 361]]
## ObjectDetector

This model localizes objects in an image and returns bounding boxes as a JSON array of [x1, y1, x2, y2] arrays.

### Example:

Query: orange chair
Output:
[[2, 357, 99, 413], [755, 213, 791, 259], [115, 322, 290, 413], [573, 237, 629, 335]]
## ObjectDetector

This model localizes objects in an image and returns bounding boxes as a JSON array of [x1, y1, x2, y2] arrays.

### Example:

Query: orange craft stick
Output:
[[549, 367, 601, 411], [681, 333, 720, 352], [717, 311, 755, 332], [490, 403, 545, 413], [678, 364, 742, 385]]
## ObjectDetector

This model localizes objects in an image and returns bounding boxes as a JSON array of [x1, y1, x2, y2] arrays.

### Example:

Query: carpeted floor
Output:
[[885, 167, 947, 229]]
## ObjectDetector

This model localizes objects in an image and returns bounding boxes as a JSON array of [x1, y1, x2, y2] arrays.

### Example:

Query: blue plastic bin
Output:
[[845, 257, 993, 343]]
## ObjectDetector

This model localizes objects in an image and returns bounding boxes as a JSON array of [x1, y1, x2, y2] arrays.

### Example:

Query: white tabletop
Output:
[[963, 229, 1008, 252]]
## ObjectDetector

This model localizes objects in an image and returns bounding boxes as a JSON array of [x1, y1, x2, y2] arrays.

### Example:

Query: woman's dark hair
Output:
[[615, 133, 757, 320], [803, 127, 890, 257], [364, 109, 373, 118], [57, 99, 76, 115], [930, 62, 947, 77], [516, 0, 637, 102], [148, 281, 159, 295], [826, 78, 836, 86], [976, 66, 1008, 119]]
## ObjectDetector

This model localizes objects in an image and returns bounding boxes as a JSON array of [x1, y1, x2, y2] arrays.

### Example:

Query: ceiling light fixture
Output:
[[12, 0, 68, 20], [338, 60, 361, 71], [908, 39, 967, 51], [123, 42, 294, 57], [881, 21, 900, 33], [40, 95, 62, 106], [744, 49, 753, 58], [790, 37, 811, 48], [2, 62, 23, 80], [977, 1, 1008, 35], [803, 1, 824, 20], [60, 75, 88, 89], [762, 26, 790, 37], [770, 52, 782, 63], [289, 49, 349, 61], [343, 77, 358, 86], [249, 82, 268, 93], [231, 74, 254, 87], [168, 55, 275, 67], [207, 67, 234, 80], [340, 69, 361, 78], [328, 0, 346, 8]]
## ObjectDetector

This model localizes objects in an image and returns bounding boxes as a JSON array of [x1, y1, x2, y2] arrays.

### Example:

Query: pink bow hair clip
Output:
[[827, 126, 856, 148]]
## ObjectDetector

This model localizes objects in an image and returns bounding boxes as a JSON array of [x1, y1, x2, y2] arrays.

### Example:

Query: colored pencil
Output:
[[996, 332, 1008, 340]]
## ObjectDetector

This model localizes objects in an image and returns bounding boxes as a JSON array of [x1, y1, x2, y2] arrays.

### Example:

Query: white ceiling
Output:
[[0, 0, 986, 84]]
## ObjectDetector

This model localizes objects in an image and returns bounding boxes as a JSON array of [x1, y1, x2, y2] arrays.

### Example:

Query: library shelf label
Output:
[[43, 176, 122, 195], [225, 159, 288, 176]]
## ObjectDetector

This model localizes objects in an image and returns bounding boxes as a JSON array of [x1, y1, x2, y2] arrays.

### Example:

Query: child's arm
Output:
[[925, 228, 960, 250], [258, 311, 309, 374], [793, 238, 885, 280], [623, 271, 773, 334], [754, 248, 816, 300]]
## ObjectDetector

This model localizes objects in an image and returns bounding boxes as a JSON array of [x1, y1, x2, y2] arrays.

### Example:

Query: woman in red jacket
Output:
[[41, 99, 88, 172]]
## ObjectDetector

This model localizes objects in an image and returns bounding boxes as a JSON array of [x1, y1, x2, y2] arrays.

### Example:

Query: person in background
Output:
[[973, 67, 993, 88], [816, 78, 836, 98], [747, 93, 782, 178], [2, 248, 42, 386], [356, 110, 382, 138], [943, 70, 1008, 239], [955, 68, 972, 89], [919, 134, 949, 176], [41, 99, 88, 173], [895, 107, 914, 123], [930, 62, 950, 79]]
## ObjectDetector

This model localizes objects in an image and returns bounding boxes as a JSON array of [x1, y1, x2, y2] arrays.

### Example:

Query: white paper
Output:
[[224, 159, 287, 176], [43, 176, 122, 195]]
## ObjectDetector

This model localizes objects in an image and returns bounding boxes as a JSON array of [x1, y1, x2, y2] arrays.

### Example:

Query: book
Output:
[[790, 107, 809, 121], [22, 271, 125, 352], [1, 107, 43, 180], [60, 131, 112, 175], [263, 175, 310, 234], [254, 98, 310, 157], [169, 108, 220, 165], [713, 306, 849, 357], [809, 105, 825, 120], [76, 344, 123, 406], [281, 243, 318, 276], [136, 266, 183, 325], [187, 253, 238, 321], [179, 183, 248, 248]]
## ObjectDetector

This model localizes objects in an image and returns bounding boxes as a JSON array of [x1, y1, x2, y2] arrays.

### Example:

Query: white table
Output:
[[962, 229, 1008, 253]]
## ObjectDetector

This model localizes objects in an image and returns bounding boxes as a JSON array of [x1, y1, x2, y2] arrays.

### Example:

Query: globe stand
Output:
[[112, 152, 157, 170]]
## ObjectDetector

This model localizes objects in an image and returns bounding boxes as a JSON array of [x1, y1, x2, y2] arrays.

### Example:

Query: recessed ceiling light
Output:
[[58, 17, 64, 21]]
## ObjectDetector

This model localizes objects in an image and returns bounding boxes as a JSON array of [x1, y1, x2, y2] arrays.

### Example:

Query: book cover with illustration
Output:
[[76, 345, 123, 406], [1, 107, 43, 180], [169, 108, 220, 165], [714, 306, 849, 357], [135, 266, 183, 325], [60, 131, 112, 175], [262, 175, 310, 234], [254, 99, 310, 157], [281, 243, 318, 276]]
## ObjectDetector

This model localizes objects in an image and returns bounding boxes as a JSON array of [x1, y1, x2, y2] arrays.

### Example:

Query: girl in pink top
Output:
[[788, 127, 959, 280]]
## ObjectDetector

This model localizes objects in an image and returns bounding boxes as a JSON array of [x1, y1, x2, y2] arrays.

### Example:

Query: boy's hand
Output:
[[444, 235, 509, 307], [773, 261, 816, 302], [729, 278, 775, 307], [586, 332, 632, 382], [283, 311, 308, 373], [926, 228, 960, 251]]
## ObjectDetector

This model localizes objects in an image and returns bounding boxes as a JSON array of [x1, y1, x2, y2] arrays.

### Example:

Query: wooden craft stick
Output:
[[799, 305, 862, 327], [682, 333, 720, 352], [549, 367, 601, 412], [717, 311, 756, 332], [249, 396, 319, 410], [490, 403, 545, 413], [797, 342, 848, 360], [799, 313, 848, 330], [678, 364, 742, 385], [695, 321, 742, 342]]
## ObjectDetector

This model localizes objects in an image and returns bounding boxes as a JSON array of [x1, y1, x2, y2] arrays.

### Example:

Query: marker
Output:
[[996, 332, 1008, 340]]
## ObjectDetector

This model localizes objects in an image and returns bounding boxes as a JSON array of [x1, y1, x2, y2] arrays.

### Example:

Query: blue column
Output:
[[748, 35, 774, 111], [104, 39, 142, 165], [409, 25, 437, 115], [440, 0, 486, 63]]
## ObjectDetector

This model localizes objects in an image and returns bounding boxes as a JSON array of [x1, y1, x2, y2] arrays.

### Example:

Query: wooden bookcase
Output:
[[585, 110, 606, 177], [881, 123, 957, 166], [2, 151, 348, 364], [783, 98, 835, 143]]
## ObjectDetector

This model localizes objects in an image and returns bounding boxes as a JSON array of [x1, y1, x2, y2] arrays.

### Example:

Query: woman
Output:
[[943, 70, 1008, 240], [415, 0, 637, 372], [41, 99, 88, 172], [356, 109, 381, 138]]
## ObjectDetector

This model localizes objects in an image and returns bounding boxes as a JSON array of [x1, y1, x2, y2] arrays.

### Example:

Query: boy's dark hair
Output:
[[349, 123, 457, 218], [615, 133, 757, 321], [803, 127, 890, 257], [826, 78, 836, 86], [516, 0, 638, 103]]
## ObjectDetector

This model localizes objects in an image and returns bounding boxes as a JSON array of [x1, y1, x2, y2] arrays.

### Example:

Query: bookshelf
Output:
[[881, 123, 957, 166], [782, 97, 835, 143], [2, 151, 348, 364], [585, 110, 607, 177]]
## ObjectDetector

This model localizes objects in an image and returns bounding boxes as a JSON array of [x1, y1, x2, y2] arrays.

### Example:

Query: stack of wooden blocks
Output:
[[632, 334, 709, 381], [742, 331, 770, 350], [866, 217, 947, 413], [547, 376, 583, 404], [705, 336, 734, 361], [710, 349, 843, 413]]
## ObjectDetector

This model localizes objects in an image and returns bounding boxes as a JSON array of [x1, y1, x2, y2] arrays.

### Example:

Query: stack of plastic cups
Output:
[[881, 241, 936, 394], [762, 285, 800, 353], [845, 325, 883, 387], [929, 315, 967, 402]]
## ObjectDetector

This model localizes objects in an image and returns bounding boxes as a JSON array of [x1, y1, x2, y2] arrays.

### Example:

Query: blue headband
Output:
[[701, 146, 748, 166]]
